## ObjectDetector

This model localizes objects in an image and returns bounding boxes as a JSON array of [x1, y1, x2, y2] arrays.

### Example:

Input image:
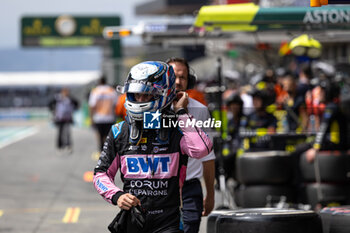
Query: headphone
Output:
[[166, 57, 197, 90], [319, 79, 340, 103]]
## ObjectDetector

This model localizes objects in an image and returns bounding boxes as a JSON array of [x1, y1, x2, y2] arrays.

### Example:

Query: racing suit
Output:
[[93, 112, 213, 233]]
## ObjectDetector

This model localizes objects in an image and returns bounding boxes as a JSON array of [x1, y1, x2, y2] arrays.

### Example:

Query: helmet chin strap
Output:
[[155, 107, 176, 144], [156, 127, 169, 144], [126, 114, 143, 145]]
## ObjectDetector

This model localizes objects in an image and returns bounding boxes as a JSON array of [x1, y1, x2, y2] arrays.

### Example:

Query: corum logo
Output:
[[143, 110, 161, 129]]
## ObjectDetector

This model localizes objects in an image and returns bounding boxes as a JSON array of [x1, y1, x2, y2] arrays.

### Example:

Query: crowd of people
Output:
[[203, 62, 349, 190], [226, 64, 347, 151]]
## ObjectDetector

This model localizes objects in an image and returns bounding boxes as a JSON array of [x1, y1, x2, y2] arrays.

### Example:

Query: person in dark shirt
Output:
[[243, 89, 277, 151], [48, 88, 79, 153], [303, 80, 347, 162], [223, 94, 246, 179], [278, 73, 308, 132]]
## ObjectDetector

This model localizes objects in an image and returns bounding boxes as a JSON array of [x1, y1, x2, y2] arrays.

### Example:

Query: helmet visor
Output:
[[123, 82, 163, 96]]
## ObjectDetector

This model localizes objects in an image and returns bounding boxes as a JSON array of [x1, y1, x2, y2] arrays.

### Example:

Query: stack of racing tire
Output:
[[298, 151, 350, 208], [234, 150, 296, 207], [207, 208, 323, 233]]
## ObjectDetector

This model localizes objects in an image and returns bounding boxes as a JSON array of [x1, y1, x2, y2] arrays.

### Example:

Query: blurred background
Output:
[[0, 0, 312, 116], [2, 0, 349, 121]]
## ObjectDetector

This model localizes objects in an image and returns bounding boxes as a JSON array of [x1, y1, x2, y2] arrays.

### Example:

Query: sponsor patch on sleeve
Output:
[[96, 178, 109, 192], [112, 121, 125, 139]]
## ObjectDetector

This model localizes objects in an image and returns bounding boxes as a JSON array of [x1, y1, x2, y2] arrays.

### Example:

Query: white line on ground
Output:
[[0, 127, 38, 150]]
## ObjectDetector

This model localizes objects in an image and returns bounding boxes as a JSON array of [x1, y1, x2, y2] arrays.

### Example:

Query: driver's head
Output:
[[117, 61, 176, 121]]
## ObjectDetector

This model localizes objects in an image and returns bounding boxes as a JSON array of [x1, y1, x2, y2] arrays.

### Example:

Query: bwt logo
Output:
[[143, 110, 161, 129], [126, 156, 170, 174], [96, 179, 108, 192]]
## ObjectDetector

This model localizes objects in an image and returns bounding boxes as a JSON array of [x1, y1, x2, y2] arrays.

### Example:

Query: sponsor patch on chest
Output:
[[127, 156, 170, 174], [121, 153, 179, 179]]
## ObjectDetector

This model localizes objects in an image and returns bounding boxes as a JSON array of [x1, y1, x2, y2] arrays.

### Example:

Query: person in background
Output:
[[243, 89, 277, 151], [223, 94, 246, 180], [303, 80, 347, 162], [297, 64, 313, 99], [166, 57, 215, 233], [48, 87, 79, 154], [289, 79, 348, 208], [277, 73, 308, 132], [274, 68, 288, 107], [88, 76, 118, 152], [255, 68, 277, 108], [186, 88, 207, 106], [114, 93, 127, 121], [240, 85, 254, 116]]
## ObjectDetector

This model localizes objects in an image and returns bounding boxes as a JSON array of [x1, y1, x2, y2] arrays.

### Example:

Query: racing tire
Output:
[[215, 208, 322, 233], [207, 210, 233, 233], [234, 184, 296, 208], [299, 151, 350, 183], [236, 150, 294, 184], [320, 206, 350, 233], [299, 183, 350, 208]]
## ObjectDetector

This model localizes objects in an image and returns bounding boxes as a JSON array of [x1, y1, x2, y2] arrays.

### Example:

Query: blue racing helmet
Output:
[[117, 61, 176, 121]]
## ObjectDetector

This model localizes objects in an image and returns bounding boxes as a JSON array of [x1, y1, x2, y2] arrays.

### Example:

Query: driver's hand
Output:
[[173, 91, 188, 113], [117, 193, 140, 210], [306, 148, 317, 163]]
